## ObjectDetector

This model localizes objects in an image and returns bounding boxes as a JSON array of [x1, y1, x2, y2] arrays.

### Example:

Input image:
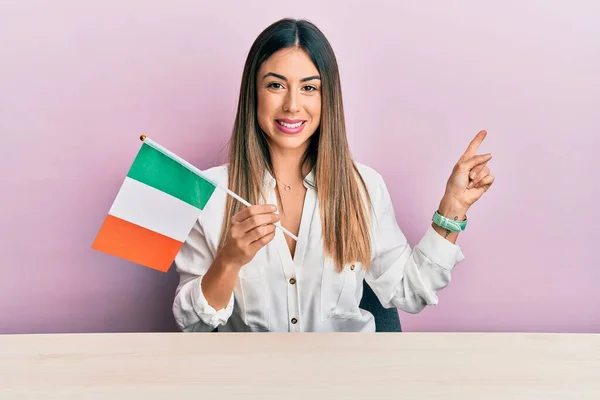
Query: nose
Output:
[[283, 90, 300, 113]]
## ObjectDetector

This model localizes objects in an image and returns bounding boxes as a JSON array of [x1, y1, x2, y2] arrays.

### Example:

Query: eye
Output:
[[302, 85, 318, 92], [267, 82, 284, 90]]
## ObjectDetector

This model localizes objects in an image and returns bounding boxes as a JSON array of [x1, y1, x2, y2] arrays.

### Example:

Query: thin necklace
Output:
[[276, 179, 292, 191]]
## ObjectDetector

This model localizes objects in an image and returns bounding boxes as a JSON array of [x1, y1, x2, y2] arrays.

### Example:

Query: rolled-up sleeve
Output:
[[172, 215, 234, 331], [365, 172, 465, 314]]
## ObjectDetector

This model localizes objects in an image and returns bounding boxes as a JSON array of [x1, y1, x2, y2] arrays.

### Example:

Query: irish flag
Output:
[[92, 136, 217, 272]]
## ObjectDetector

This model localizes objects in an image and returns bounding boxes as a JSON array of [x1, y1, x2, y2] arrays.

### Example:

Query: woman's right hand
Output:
[[218, 204, 280, 268]]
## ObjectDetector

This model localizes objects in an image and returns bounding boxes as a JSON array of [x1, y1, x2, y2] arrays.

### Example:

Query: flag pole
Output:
[[139, 135, 299, 242]]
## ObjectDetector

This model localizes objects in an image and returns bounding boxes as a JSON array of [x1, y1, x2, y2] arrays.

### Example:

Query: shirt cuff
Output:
[[417, 225, 466, 271], [191, 275, 235, 328]]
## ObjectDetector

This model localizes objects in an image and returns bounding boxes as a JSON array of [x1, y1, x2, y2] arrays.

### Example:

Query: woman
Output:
[[172, 18, 494, 332]]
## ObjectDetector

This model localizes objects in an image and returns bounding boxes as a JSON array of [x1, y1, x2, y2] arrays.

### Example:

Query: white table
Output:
[[0, 332, 599, 399]]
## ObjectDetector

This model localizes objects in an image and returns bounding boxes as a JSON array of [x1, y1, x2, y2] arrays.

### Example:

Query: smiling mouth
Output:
[[276, 120, 306, 128]]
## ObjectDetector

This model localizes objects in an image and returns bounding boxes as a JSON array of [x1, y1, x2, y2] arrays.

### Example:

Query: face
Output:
[[256, 47, 322, 154]]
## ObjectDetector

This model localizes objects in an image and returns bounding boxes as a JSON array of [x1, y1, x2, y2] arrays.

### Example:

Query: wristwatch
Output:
[[432, 210, 468, 232]]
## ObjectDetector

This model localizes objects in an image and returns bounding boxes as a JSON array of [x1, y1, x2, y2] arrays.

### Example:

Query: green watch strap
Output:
[[432, 210, 467, 232]]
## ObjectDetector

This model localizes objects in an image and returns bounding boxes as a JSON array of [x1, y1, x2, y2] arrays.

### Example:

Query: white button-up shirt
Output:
[[173, 163, 465, 332]]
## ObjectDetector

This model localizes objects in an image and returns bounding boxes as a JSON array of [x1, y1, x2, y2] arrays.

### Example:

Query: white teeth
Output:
[[279, 121, 303, 128]]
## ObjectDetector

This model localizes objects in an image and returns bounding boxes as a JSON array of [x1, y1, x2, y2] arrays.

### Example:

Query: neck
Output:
[[269, 146, 307, 185]]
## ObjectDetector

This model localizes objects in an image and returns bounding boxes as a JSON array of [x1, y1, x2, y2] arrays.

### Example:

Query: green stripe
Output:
[[126, 143, 216, 210]]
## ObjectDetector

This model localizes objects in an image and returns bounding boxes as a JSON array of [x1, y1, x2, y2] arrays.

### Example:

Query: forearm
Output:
[[432, 197, 468, 244], [201, 254, 241, 310]]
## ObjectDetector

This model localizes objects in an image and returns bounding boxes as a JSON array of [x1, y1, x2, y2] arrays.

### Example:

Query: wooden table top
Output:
[[0, 332, 599, 399]]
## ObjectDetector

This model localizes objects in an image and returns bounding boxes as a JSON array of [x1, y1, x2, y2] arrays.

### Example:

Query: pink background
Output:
[[1, 1, 598, 334]]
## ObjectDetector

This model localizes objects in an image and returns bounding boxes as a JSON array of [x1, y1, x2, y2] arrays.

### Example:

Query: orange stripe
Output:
[[92, 214, 183, 272]]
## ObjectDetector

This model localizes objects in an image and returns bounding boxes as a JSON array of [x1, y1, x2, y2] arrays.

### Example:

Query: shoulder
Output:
[[201, 164, 229, 186], [354, 162, 393, 211], [354, 162, 386, 191]]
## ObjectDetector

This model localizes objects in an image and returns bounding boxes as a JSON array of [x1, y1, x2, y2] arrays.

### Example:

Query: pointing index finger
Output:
[[462, 130, 487, 160]]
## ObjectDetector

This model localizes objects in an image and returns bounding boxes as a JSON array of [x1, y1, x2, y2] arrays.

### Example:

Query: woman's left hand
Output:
[[443, 130, 495, 210]]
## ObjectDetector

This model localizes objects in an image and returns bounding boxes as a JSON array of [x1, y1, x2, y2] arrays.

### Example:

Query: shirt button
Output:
[[289, 278, 296, 285], [291, 318, 298, 324], [350, 264, 355, 271]]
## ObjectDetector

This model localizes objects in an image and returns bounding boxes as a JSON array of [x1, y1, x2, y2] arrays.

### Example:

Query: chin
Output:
[[269, 136, 311, 151]]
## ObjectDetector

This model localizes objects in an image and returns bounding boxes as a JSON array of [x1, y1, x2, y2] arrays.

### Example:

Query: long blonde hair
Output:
[[218, 19, 373, 272]]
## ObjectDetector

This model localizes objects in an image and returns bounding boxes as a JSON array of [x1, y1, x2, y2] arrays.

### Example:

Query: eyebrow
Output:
[[263, 72, 321, 82]]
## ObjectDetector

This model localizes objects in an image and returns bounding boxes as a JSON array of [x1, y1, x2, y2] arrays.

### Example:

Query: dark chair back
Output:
[[359, 280, 402, 332]]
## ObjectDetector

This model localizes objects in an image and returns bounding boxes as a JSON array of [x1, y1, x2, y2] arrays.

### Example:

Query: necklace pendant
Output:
[[284, 184, 292, 191]]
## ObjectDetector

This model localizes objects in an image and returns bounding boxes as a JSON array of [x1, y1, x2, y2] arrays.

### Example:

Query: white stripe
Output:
[[109, 177, 200, 242]]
